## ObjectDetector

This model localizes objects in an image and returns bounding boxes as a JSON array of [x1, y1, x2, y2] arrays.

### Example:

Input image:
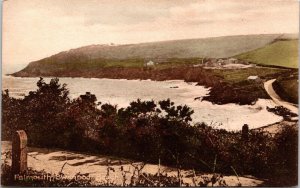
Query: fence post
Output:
[[12, 130, 28, 175], [242, 124, 249, 141]]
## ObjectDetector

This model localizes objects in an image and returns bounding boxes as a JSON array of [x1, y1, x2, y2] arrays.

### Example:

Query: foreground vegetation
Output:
[[2, 78, 298, 186]]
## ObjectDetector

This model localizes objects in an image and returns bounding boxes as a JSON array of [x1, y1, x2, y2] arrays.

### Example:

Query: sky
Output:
[[2, 0, 299, 74]]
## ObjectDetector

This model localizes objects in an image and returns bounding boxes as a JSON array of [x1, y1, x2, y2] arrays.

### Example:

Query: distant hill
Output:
[[13, 34, 298, 77], [235, 39, 298, 68]]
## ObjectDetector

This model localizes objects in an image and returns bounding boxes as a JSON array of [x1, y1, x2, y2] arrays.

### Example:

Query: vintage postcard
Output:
[[1, 0, 298, 187]]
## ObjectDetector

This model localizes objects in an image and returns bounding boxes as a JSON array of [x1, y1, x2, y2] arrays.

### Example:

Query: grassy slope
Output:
[[65, 34, 282, 59], [273, 73, 298, 104], [279, 79, 298, 103], [234, 39, 298, 103], [235, 40, 298, 68], [60, 58, 202, 69], [14, 34, 290, 76]]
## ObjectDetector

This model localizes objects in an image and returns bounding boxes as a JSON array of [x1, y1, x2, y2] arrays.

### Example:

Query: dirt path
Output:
[[264, 79, 298, 115], [1, 141, 263, 186]]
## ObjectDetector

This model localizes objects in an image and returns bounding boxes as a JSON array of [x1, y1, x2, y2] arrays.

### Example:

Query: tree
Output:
[[20, 77, 71, 147]]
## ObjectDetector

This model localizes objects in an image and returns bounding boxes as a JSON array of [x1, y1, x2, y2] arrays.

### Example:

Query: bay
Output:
[[2, 76, 282, 130]]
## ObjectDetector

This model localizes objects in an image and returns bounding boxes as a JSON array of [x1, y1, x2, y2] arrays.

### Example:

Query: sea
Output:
[[2, 76, 282, 130]]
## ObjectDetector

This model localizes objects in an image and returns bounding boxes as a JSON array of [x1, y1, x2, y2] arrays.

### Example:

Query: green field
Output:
[[235, 40, 298, 68], [89, 58, 202, 68], [32, 57, 202, 71], [210, 67, 287, 83]]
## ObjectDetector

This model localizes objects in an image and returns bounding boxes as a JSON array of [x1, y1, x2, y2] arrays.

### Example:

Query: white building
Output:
[[145, 60, 155, 66], [247, 75, 261, 83], [247, 75, 259, 80]]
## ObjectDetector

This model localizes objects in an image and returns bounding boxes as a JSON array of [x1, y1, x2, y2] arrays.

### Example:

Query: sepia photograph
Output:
[[1, 0, 299, 186]]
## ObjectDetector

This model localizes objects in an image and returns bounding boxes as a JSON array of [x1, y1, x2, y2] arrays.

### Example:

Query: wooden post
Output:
[[12, 130, 28, 175], [242, 124, 249, 141]]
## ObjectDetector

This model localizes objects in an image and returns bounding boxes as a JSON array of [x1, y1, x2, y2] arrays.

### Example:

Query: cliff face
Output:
[[12, 34, 297, 77]]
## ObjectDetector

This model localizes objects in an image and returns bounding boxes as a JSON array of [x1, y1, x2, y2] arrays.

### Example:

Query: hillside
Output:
[[235, 39, 298, 68], [53, 34, 285, 59], [12, 34, 298, 77]]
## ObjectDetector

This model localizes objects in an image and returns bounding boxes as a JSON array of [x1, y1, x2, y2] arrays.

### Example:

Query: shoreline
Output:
[[4, 74, 199, 83], [3, 76, 284, 130], [6, 66, 274, 106]]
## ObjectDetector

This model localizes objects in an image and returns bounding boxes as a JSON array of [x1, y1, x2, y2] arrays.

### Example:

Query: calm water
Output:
[[2, 76, 282, 130]]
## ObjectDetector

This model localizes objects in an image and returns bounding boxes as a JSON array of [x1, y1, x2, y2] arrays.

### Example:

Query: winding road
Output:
[[264, 79, 298, 115]]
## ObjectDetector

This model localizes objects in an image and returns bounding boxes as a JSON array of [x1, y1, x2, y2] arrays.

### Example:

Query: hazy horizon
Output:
[[3, 0, 299, 74]]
